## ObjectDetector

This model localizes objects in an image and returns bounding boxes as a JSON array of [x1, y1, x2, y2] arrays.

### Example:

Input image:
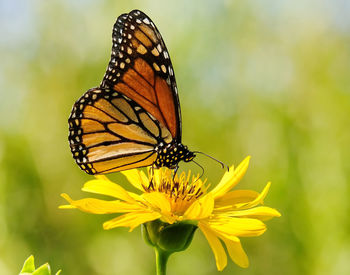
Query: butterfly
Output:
[[68, 10, 196, 175]]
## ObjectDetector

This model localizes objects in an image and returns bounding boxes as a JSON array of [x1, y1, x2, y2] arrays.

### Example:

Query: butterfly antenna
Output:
[[192, 160, 204, 181], [193, 151, 229, 171]]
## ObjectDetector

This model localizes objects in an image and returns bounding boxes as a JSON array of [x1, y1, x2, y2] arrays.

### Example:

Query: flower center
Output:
[[143, 169, 208, 215]]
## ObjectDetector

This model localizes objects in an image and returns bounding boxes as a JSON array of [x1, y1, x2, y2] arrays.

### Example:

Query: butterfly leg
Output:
[[172, 165, 179, 181], [148, 165, 155, 190]]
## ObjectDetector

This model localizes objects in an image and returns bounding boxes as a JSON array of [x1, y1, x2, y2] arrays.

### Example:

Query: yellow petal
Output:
[[210, 156, 250, 199], [82, 177, 137, 203], [103, 211, 161, 231], [59, 194, 95, 213], [227, 206, 281, 220], [207, 217, 266, 238], [236, 182, 271, 209], [59, 205, 77, 209], [60, 193, 75, 205], [184, 193, 214, 220], [152, 167, 168, 187], [222, 238, 249, 268], [127, 192, 144, 201], [198, 223, 227, 271], [95, 175, 109, 181], [142, 192, 171, 213], [59, 193, 141, 214], [215, 190, 260, 208], [121, 169, 148, 191]]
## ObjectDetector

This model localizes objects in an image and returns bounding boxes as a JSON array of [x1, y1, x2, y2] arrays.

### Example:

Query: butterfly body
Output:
[[68, 10, 196, 175], [155, 142, 195, 169]]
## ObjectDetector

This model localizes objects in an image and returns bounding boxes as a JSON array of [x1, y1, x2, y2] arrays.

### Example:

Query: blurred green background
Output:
[[1, 0, 350, 274]]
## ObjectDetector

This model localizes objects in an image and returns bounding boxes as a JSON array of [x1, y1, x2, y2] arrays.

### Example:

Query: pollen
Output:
[[143, 169, 208, 216]]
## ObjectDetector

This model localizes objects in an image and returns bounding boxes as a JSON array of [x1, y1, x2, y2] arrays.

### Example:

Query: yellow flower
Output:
[[60, 156, 280, 270]]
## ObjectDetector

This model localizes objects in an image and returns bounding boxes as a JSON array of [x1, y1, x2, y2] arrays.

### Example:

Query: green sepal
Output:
[[19, 255, 61, 275], [32, 263, 51, 275], [20, 255, 35, 273], [142, 220, 197, 253]]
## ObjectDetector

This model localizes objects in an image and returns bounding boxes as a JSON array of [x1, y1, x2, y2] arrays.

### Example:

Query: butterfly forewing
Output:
[[101, 10, 182, 141]]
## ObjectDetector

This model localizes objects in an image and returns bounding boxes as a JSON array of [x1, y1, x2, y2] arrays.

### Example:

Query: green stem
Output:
[[155, 248, 170, 275]]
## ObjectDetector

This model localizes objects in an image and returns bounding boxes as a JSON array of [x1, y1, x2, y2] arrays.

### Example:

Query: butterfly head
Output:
[[181, 145, 196, 163], [155, 143, 196, 169]]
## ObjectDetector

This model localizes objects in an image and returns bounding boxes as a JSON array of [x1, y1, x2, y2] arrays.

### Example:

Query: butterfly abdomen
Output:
[[155, 143, 195, 169]]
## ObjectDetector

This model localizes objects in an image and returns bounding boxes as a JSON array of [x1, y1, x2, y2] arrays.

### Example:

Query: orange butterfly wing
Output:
[[69, 10, 184, 174], [69, 87, 173, 174], [101, 10, 182, 141]]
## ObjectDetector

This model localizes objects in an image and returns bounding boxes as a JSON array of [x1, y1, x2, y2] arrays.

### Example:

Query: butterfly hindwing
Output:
[[68, 87, 173, 174], [101, 10, 182, 141]]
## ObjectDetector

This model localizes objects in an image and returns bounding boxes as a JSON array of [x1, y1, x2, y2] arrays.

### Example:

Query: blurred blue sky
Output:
[[1, 0, 350, 130]]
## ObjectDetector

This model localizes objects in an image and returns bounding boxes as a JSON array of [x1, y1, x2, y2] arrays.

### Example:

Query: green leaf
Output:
[[32, 263, 51, 275], [19, 255, 62, 275], [20, 255, 35, 273]]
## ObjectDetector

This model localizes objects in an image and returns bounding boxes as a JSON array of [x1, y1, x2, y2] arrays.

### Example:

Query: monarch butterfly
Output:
[[68, 9, 199, 175]]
